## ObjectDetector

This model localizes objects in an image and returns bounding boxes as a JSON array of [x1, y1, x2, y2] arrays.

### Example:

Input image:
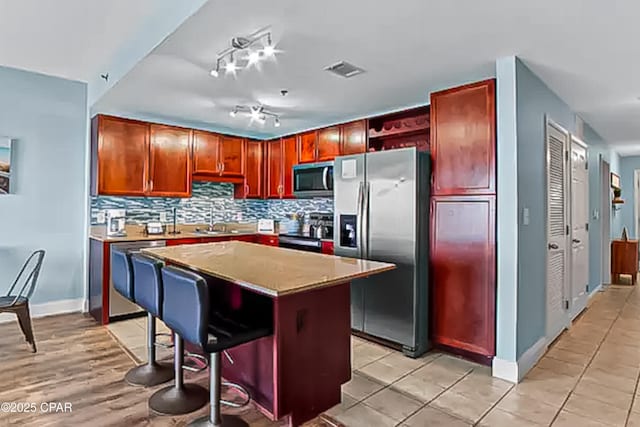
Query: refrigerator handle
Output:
[[357, 181, 364, 259], [362, 181, 370, 259]]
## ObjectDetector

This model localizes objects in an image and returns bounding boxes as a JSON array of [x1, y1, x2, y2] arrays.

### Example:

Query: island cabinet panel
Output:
[[148, 124, 192, 197], [192, 130, 221, 175], [266, 139, 283, 198], [219, 135, 245, 177], [321, 241, 334, 255], [430, 195, 496, 359], [282, 136, 298, 198], [257, 234, 279, 246], [340, 120, 367, 155], [93, 115, 149, 196], [298, 131, 318, 163], [430, 79, 496, 196], [317, 126, 341, 161]]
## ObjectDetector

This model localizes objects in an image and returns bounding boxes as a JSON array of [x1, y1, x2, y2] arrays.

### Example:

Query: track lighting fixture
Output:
[[209, 27, 278, 78], [229, 104, 281, 127]]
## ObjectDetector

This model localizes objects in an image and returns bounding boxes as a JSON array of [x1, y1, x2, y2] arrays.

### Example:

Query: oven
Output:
[[292, 161, 333, 198]]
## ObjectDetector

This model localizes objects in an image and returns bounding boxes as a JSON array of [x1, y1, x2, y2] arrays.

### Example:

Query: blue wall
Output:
[[0, 66, 87, 305], [619, 156, 640, 239], [515, 59, 576, 357]]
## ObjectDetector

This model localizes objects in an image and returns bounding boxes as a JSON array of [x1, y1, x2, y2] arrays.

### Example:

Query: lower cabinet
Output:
[[321, 241, 334, 255], [430, 195, 496, 359], [256, 234, 279, 246]]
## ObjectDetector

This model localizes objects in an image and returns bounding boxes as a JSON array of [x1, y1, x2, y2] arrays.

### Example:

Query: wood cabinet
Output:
[[611, 239, 639, 285], [431, 79, 496, 195], [149, 124, 192, 197], [266, 139, 283, 199], [219, 136, 245, 177], [193, 131, 245, 179], [240, 140, 263, 198], [298, 131, 318, 163], [321, 241, 334, 255], [257, 234, 279, 246], [317, 126, 341, 161], [266, 137, 297, 199], [93, 115, 149, 196], [192, 130, 221, 175], [92, 115, 192, 197], [340, 120, 367, 155], [430, 196, 496, 359]]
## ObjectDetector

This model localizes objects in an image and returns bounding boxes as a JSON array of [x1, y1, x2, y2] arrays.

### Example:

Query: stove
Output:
[[278, 233, 323, 252]]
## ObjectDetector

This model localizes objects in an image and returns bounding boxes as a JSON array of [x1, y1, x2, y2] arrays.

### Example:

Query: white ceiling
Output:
[[0, 0, 165, 82], [4, 0, 640, 151]]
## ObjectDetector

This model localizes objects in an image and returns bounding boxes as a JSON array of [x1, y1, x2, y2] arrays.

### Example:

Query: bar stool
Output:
[[126, 254, 174, 387], [159, 266, 272, 427]]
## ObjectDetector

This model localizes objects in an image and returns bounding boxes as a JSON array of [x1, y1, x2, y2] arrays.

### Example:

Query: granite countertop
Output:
[[141, 241, 394, 297], [89, 224, 272, 242]]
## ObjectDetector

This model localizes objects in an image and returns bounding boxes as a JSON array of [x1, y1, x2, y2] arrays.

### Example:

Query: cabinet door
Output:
[[317, 126, 341, 161], [298, 131, 318, 163], [430, 195, 496, 358], [220, 136, 245, 177], [149, 124, 192, 197], [266, 139, 283, 198], [244, 140, 263, 198], [192, 130, 221, 175], [281, 136, 298, 198], [96, 116, 149, 196], [431, 79, 496, 195], [341, 120, 367, 155]]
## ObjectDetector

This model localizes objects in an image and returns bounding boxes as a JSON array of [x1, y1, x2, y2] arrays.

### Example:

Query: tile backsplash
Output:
[[90, 182, 333, 226]]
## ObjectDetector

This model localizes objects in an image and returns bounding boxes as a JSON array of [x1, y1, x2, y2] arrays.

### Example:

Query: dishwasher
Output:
[[109, 240, 166, 321]]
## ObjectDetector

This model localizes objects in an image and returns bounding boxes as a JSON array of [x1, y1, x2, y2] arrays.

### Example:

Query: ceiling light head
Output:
[[229, 108, 238, 117], [258, 114, 267, 124], [274, 117, 281, 127], [210, 68, 219, 77], [263, 44, 276, 57], [247, 50, 261, 66]]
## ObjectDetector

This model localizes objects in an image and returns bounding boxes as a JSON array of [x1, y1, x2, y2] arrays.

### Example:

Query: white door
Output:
[[546, 119, 570, 341], [569, 136, 589, 319], [601, 159, 610, 284]]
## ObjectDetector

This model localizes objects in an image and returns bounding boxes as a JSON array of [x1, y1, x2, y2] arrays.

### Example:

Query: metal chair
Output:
[[157, 266, 272, 427], [0, 250, 46, 353]]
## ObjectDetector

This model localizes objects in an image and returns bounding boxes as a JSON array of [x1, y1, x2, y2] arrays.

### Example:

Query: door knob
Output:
[[548, 243, 559, 250], [572, 239, 581, 244]]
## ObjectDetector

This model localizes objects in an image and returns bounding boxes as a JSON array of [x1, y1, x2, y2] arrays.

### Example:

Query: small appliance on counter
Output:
[[144, 222, 165, 236], [105, 209, 126, 237], [258, 219, 279, 234], [309, 212, 333, 239]]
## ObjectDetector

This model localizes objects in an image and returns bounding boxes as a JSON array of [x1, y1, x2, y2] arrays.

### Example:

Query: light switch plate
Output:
[[159, 212, 167, 222]]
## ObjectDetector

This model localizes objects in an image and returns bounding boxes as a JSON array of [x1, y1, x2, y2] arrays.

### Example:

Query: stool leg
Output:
[[188, 353, 249, 427], [149, 333, 208, 416], [125, 313, 174, 387]]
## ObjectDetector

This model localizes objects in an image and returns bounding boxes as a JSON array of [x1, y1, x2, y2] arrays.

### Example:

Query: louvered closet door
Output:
[[546, 119, 570, 342]]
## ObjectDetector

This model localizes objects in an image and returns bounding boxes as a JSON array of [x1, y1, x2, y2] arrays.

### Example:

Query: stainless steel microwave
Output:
[[292, 161, 333, 198]]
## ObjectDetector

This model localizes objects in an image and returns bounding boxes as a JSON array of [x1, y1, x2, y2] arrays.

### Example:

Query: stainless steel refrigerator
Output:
[[333, 147, 430, 357]]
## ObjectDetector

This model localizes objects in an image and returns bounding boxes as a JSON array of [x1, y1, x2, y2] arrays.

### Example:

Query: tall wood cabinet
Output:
[[149, 124, 192, 197], [266, 137, 297, 198], [429, 79, 497, 360], [235, 140, 263, 199]]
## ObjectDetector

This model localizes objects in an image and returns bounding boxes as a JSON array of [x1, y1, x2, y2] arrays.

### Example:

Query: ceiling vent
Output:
[[324, 61, 365, 78]]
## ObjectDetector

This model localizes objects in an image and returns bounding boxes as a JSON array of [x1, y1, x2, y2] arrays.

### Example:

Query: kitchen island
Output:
[[142, 241, 394, 426]]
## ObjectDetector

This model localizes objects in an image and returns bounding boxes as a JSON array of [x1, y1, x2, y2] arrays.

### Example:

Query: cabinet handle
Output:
[[245, 184, 249, 196], [221, 162, 225, 173], [149, 180, 154, 192]]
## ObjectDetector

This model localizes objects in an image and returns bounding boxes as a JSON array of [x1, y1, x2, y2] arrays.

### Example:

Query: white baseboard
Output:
[[492, 337, 548, 383], [0, 298, 84, 324], [589, 284, 603, 299]]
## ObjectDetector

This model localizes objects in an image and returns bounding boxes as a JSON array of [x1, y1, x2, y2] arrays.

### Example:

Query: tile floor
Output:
[[108, 284, 640, 426]]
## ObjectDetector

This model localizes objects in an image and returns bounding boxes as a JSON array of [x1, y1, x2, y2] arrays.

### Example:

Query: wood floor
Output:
[[0, 313, 338, 427]]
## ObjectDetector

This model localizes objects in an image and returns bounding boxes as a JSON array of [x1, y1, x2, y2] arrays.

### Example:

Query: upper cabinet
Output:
[[192, 130, 221, 175], [430, 79, 496, 196], [219, 136, 245, 177], [340, 120, 367, 155], [317, 126, 341, 161], [298, 131, 318, 164], [92, 115, 192, 198], [93, 115, 149, 196], [266, 137, 297, 199], [193, 131, 245, 180], [235, 140, 263, 199], [148, 124, 192, 197]]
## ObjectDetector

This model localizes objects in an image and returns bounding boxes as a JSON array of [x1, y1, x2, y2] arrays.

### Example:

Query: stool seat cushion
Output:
[[205, 311, 272, 354], [131, 254, 163, 318]]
